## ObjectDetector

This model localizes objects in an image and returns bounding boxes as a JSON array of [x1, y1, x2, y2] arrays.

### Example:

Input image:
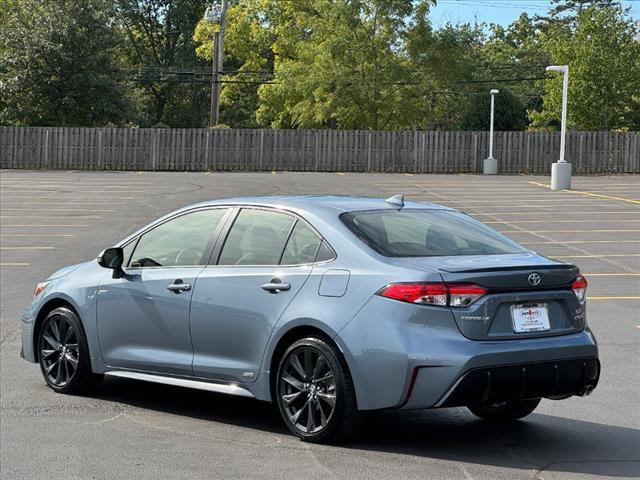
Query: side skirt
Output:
[[104, 370, 255, 398]]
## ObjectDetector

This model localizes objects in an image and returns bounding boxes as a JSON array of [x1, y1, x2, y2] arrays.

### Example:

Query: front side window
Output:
[[129, 208, 228, 267], [341, 209, 527, 257], [218, 209, 295, 266]]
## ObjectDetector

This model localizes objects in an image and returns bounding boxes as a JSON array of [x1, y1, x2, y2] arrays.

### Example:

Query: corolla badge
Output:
[[528, 272, 542, 287]]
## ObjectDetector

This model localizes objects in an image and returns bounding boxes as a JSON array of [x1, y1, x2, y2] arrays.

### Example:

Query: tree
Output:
[[405, 19, 486, 129], [195, 0, 436, 129], [193, 0, 275, 128], [461, 89, 527, 131], [0, 0, 128, 126], [531, 4, 640, 130], [480, 13, 550, 115], [115, 0, 210, 127]]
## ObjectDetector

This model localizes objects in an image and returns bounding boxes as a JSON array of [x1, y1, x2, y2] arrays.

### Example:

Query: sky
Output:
[[429, 0, 640, 28]]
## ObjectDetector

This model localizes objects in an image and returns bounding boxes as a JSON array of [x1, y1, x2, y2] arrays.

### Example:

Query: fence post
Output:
[[314, 130, 320, 172], [43, 129, 50, 169], [259, 130, 265, 171], [151, 129, 158, 171], [96, 129, 103, 170]]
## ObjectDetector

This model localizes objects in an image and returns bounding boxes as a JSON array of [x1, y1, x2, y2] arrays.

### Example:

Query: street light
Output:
[[546, 65, 571, 190], [483, 89, 499, 175]]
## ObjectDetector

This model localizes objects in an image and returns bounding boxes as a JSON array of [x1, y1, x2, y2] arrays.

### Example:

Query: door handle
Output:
[[261, 279, 291, 293], [166, 280, 191, 293]]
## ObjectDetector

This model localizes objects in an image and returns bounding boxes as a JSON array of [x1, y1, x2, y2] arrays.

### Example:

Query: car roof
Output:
[[192, 195, 455, 214]]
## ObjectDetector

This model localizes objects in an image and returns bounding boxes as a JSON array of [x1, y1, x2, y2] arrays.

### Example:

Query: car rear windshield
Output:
[[340, 209, 527, 257]]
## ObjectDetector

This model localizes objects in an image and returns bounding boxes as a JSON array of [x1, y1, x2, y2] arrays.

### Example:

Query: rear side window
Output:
[[219, 209, 295, 265], [341, 209, 527, 257], [281, 221, 322, 265]]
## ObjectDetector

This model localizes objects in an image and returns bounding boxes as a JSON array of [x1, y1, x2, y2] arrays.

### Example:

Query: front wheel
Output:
[[275, 337, 359, 443], [38, 307, 101, 394], [468, 398, 541, 422]]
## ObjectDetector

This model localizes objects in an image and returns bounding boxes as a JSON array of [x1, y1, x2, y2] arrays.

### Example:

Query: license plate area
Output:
[[511, 303, 550, 333]]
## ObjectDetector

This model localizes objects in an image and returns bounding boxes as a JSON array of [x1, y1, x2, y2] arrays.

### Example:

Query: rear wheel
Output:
[[38, 307, 101, 394], [468, 398, 541, 422], [275, 337, 359, 443]]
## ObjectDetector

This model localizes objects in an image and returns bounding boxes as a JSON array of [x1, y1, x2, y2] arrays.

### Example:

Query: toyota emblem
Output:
[[528, 272, 541, 286]]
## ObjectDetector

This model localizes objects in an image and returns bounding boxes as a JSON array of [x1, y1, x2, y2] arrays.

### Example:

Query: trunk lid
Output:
[[393, 253, 585, 340]]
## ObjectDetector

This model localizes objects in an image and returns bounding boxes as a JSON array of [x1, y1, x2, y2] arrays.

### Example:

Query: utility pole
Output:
[[206, 0, 229, 127]]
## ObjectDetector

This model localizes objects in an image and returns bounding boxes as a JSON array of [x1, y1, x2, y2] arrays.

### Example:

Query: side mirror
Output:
[[97, 247, 125, 278]]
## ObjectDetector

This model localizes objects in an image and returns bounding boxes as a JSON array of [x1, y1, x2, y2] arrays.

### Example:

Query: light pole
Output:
[[205, 0, 229, 127], [483, 89, 499, 174], [546, 65, 571, 190]]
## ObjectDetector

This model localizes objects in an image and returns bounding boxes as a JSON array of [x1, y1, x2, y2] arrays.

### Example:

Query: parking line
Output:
[[0, 216, 103, 219], [529, 181, 640, 205], [1, 202, 125, 206], [0, 208, 115, 212], [0, 224, 88, 227], [0, 262, 31, 266], [552, 254, 640, 258], [0, 246, 55, 250], [522, 240, 640, 244], [500, 229, 640, 233], [484, 220, 640, 224], [0, 234, 74, 237], [582, 273, 640, 276], [0, 196, 135, 200], [587, 296, 640, 300], [472, 211, 640, 216]]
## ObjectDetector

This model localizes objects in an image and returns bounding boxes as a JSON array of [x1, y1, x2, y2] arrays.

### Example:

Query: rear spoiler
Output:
[[438, 263, 578, 274]]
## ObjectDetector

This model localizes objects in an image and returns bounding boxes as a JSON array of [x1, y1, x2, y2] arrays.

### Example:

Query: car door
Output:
[[96, 207, 231, 376], [190, 208, 324, 383]]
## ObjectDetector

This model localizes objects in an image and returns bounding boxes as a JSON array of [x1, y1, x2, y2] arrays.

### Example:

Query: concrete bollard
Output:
[[551, 162, 572, 190], [483, 157, 498, 175]]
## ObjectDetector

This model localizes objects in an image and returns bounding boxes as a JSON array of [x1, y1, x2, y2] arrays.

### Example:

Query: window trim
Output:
[[210, 206, 336, 268], [121, 206, 234, 270]]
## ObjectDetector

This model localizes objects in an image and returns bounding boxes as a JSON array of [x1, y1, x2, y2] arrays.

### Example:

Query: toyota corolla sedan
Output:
[[21, 195, 599, 443]]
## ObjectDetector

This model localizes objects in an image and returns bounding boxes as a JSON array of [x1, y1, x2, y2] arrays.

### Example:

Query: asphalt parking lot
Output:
[[1, 170, 638, 480]]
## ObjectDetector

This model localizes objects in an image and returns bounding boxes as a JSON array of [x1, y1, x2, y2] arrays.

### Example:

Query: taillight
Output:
[[572, 275, 587, 302], [377, 282, 487, 307], [448, 284, 488, 307], [377, 283, 447, 305]]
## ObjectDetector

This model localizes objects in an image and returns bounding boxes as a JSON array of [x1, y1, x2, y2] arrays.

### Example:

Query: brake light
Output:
[[377, 283, 447, 305], [572, 275, 587, 302], [377, 282, 487, 307]]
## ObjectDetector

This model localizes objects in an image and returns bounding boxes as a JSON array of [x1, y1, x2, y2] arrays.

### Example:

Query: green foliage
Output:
[[531, 4, 640, 130], [461, 89, 527, 131], [115, 0, 210, 127], [0, 0, 128, 126], [1, 0, 638, 131]]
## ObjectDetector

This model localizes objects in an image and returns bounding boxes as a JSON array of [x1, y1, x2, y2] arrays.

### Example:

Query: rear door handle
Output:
[[261, 280, 291, 293], [166, 280, 191, 293]]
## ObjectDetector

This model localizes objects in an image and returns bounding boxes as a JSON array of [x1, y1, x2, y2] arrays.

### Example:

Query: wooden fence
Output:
[[0, 127, 638, 174]]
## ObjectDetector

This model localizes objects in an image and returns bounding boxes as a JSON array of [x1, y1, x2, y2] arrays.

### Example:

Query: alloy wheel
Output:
[[278, 346, 337, 434], [39, 316, 80, 387]]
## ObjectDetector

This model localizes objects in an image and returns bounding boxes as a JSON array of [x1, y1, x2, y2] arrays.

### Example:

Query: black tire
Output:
[[468, 398, 541, 422], [37, 306, 102, 394], [275, 336, 359, 443]]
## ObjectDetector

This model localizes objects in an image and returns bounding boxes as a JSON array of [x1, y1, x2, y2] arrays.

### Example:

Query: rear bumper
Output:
[[435, 357, 600, 408], [337, 295, 599, 411]]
